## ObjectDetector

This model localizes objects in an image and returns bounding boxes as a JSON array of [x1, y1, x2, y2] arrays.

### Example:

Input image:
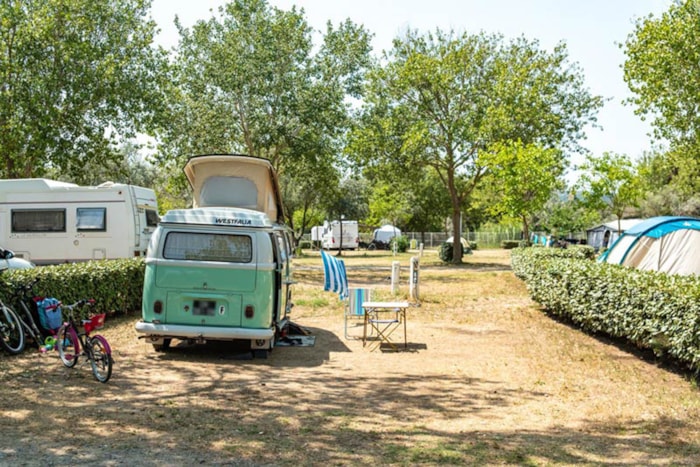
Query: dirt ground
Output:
[[2, 250, 700, 466]]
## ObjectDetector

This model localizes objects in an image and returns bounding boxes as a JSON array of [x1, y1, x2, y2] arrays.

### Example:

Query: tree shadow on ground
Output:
[[1, 359, 698, 465]]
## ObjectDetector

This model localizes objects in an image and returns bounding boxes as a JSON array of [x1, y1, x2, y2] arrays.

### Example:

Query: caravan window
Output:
[[163, 232, 252, 263], [145, 209, 159, 227], [12, 209, 66, 233], [76, 207, 107, 231]]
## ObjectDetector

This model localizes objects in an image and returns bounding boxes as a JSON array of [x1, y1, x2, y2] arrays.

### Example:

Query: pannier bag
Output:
[[35, 297, 63, 331]]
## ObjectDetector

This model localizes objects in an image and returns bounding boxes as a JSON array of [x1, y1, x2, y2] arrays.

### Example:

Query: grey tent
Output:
[[586, 218, 644, 250]]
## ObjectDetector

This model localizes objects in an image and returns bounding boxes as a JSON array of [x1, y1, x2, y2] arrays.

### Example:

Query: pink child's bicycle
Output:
[[56, 300, 113, 383]]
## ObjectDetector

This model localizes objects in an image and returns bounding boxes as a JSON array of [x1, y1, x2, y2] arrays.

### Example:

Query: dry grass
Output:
[[1, 249, 700, 465]]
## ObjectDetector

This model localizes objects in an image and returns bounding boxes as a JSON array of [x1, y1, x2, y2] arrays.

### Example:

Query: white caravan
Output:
[[321, 220, 359, 250], [0, 178, 159, 264]]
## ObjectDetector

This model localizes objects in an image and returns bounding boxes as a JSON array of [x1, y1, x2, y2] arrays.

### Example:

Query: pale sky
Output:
[[150, 0, 671, 172]]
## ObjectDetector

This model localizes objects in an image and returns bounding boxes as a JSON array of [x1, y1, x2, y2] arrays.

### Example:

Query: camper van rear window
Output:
[[76, 207, 106, 232], [163, 232, 252, 263], [11, 209, 66, 233]]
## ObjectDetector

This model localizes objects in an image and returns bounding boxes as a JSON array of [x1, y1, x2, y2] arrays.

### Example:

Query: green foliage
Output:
[[623, 1, 700, 206], [0, 0, 168, 179], [481, 140, 565, 241], [537, 190, 601, 237], [575, 152, 642, 222], [512, 247, 700, 371], [349, 29, 603, 264], [366, 182, 413, 230], [636, 149, 700, 217], [157, 0, 374, 226], [623, 0, 700, 154], [0, 259, 145, 319], [390, 235, 410, 253]]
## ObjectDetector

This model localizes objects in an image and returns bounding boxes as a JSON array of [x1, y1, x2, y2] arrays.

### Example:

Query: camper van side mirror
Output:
[[4, 249, 14, 259]]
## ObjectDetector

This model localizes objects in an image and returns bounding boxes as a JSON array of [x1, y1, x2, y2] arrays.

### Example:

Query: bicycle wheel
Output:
[[56, 325, 80, 368], [0, 304, 25, 355], [88, 335, 112, 383]]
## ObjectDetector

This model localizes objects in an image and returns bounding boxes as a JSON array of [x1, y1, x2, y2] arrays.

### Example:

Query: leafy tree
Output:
[[0, 0, 168, 179], [635, 147, 700, 217], [537, 191, 600, 239], [46, 142, 158, 187], [282, 156, 339, 244], [481, 140, 564, 244], [348, 29, 602, 263], [323, 176, 369, 256], [575, 152, 642, 233], [402, 168, 451, 236], [623, 0, 700, 196], [623, 1, 700, 149], [365, 181, 413, 230], [155, 0, 373, 226]]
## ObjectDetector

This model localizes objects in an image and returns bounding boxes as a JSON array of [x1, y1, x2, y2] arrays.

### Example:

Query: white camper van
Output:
[[321, 220, 359, 250], [0, 179, 159, 264]]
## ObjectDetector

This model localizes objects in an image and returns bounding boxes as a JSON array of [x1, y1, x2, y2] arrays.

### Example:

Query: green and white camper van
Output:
[[135, 155, 293, 357]]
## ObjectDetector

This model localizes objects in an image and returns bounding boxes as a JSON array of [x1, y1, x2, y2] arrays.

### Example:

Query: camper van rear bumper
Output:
[[135, 321, 274, 340]]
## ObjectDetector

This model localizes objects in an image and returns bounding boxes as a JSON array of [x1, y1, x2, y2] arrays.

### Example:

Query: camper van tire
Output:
[[253, 349, 269, 359], [152, 338, 171, 352]]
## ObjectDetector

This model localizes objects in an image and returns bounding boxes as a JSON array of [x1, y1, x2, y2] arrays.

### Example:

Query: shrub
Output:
[[511, 247, 700, 372], [439, 241, 472, 262], [0, 258, 145, 319], [390, 235, 410, 253]]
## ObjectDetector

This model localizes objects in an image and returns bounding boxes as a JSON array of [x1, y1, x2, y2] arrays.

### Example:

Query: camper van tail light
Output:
[[153, 300, 163, 314], [244, 305, 254, 319]]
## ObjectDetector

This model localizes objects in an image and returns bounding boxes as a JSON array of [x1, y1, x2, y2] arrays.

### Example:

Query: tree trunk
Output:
[[521, 214, 530, 246], [337, 218, 344, 257], [451, 205, 462, 264]]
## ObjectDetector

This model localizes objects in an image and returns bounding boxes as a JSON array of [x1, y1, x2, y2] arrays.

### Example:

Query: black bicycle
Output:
[[9, 277, 56, 353], [0, 296, 24, 354], [56, 300, 113, 383]]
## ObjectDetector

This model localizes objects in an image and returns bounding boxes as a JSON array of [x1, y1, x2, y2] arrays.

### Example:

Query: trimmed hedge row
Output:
[[512, 247, 700, 371], [0, 258, 145, 320]]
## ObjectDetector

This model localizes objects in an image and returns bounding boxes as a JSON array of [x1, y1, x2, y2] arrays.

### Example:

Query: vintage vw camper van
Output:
[[135, 155, 293, 357]]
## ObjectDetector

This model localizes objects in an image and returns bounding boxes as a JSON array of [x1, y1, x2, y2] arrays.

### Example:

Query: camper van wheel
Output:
[[367, 242, 377, 251], [252, 349, 269, 359], [152, 338, 171, 352]]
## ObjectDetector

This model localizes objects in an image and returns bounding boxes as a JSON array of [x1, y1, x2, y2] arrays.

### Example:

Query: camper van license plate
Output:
[[193, 300, 216, 316]]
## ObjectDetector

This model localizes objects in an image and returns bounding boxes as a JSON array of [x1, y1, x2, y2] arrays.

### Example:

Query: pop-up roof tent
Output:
[[598, 216, 700, 276], [183, 154, 284, 223]]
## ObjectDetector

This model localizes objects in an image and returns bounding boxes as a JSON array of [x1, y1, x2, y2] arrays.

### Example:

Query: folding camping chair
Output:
[[345, 287, 372, 339], [322, 251, 369, 339]]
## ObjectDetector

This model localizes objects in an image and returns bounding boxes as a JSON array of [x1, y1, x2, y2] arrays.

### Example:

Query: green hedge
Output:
[[0, 258, 145, 320], [512, 247, 700, 371]]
